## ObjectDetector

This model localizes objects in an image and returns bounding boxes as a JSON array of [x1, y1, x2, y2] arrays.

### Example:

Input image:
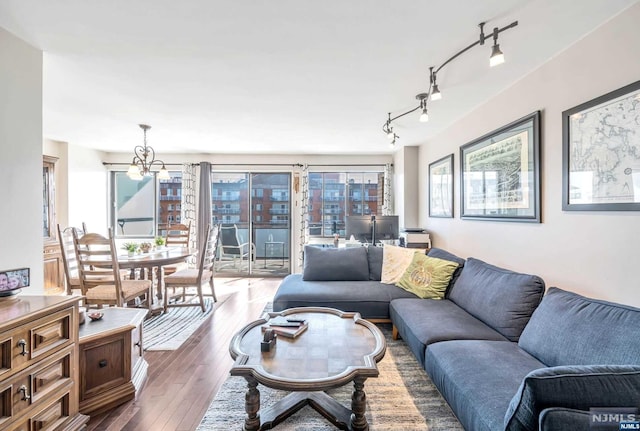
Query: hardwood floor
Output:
[[86, 277, 281, 431]]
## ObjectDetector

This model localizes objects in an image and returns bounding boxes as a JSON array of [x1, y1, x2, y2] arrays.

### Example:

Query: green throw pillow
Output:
[[396, 254, 459, 299]]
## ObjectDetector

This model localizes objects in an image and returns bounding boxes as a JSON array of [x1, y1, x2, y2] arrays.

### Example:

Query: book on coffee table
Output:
[[262, 318, 309, 339]]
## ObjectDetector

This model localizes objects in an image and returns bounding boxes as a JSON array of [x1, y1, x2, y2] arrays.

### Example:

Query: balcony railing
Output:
[[270, 196, 289, 201], [269, 209, 289, 214]]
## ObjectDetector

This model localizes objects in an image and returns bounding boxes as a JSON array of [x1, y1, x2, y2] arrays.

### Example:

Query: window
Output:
[[308, 172, 384, 237], [111, 171, 182, 237]]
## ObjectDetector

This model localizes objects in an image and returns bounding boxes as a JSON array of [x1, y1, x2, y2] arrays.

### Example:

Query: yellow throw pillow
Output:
[[396, 254, 459, 299], [381, 245, 423, 284]]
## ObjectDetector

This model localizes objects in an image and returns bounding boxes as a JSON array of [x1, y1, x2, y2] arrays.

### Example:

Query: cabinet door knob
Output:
[[17, 339, 29, 356], [98, 359, 108, 368], [18, 385, 31, 401]]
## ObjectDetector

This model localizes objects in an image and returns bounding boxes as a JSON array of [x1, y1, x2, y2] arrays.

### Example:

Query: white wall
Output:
[[420, 4, 640, 307], [68, 145, 108, 234], [0, 28, 43, 292]]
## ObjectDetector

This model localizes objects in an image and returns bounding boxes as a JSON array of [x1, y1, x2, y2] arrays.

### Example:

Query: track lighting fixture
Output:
[[430, 67, 442, 101], [381, 20, 518, 145]]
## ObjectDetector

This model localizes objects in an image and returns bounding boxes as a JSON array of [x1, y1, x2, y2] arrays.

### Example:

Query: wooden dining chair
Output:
[[163, 224, 220, 313], [162, 221, 192, 277], [57, 224, 85, 296], [73, 228, 153, 311]]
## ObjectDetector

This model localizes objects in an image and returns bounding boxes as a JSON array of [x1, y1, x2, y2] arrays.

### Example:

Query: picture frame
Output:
[[562, 80, 640, 211], [429, 154, 454, 218], [460, 111, 541, 222]]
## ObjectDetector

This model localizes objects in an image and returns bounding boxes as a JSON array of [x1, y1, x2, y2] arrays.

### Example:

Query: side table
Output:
[[78, 307, 148, 416], [263, 241, 285, 268]]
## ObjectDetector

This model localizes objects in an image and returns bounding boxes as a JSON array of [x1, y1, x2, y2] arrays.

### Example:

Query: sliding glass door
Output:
[[212, 172, 291, 276]]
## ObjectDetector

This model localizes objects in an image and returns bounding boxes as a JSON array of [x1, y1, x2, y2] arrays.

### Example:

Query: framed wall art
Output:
[[460, 111, 541, 222], [562, 79, 640, 211], [429, 154, 454, 218]]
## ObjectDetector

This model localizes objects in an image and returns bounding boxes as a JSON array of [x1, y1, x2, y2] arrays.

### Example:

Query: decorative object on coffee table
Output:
[[229, 307, 386, 431]]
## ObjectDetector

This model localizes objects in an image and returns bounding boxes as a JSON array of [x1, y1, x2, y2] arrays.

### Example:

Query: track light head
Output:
[[431, 84, 442, 101], [419, 108, 429, 122], [490, 43, 504, 67]]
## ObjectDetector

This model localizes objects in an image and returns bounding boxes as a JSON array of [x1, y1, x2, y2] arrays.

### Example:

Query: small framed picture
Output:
[[562, 80, 640, 211], [429, 154, 454, 218], [0, 267, 30, 295], [460, 111, 541, 222]]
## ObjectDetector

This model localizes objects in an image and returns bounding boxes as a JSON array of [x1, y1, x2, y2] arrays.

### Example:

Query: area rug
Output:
[[196, 323, 462, 430], [143, 297, 219, 351]]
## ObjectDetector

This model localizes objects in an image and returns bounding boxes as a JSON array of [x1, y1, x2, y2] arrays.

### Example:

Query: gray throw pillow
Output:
[[302, 245, 369, 281], [504, 365, 640, 431]]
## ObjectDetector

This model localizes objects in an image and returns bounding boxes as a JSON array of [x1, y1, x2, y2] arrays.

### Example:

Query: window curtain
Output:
[[382, 163, 393, 215], [298, 164, 309, 269], [197, 162, 212, 254], [181, 163, 197, 251]]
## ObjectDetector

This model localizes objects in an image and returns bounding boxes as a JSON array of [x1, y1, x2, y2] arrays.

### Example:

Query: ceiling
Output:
[[0, 0, 636, 155]]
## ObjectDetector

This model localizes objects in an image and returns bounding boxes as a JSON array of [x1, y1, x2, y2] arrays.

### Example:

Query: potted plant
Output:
[[123, 242, 138, 257], [154, 236, 166, 248], [140, 242, 152, 253]]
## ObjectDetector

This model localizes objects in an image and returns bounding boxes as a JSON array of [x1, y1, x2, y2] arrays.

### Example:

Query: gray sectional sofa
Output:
[[272, 245, 640, 430]]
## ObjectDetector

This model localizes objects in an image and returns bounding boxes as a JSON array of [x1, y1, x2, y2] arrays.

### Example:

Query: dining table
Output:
[[116, 246, 197, 305]]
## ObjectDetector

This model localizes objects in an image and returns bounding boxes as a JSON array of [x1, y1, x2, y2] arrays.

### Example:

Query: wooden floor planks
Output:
[[86, 277, 280, 431]]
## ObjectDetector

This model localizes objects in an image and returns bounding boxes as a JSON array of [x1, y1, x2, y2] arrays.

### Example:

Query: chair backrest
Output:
[[165, 221, 191, 247], [198, 224, 220, 276], [220, 224, 241, 254], [57, 224, 85, 294], [72, 228, 124, 304]]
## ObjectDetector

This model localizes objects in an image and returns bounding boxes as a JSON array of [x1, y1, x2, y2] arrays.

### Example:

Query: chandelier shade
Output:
[[127, 124, 170, 180]]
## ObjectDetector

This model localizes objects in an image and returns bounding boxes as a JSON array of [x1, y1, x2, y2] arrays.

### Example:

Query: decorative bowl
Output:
[[88, 311, 104, 321]]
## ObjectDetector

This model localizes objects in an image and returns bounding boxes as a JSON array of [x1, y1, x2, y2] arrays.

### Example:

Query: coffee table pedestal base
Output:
[[243, 377, 369, 431]]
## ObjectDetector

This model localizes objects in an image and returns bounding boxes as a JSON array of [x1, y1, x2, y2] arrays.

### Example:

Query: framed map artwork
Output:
[[429, 154, 453, 218], [562, 80, 640, 211], [460, 111, 540, 222]]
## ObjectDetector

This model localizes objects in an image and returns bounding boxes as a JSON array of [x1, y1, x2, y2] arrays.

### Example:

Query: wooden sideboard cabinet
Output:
[[78, 308, 148, 416], [0, 295, 89, 431]]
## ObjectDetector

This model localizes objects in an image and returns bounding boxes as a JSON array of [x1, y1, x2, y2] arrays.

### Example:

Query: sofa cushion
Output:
[[518, 287, 640, 367], [302, 245, 369, 281], [380, 245, 422, 284], [273, 274, 418, 319], [366, 245, 383, 281], [390, 298, 508, 366], [396, 254, 459, 299], [425, 340, 544, 431], [427, 248, 466, 294], [447, 258, 545, 342], [504, 365, 640, 431]]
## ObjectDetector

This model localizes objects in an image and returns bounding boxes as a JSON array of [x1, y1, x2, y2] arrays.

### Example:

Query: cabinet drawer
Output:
[[3, 309, 73, 377], [80, 336, 127, 400], [29, 391, 72, 431], [0, 347, 73, 427]]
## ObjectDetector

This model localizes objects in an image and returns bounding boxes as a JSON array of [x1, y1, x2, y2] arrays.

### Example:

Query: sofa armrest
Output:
[[504, 365, 640, 431], [538, 407, 591, 431]]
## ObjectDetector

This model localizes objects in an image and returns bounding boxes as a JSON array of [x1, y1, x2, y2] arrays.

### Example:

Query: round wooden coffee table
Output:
[[229, 307, 387, 431]]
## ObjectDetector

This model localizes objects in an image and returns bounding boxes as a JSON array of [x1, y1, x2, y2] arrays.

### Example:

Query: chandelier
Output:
[[126, 124, 171, 180], [383, 20, 518, 147]]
